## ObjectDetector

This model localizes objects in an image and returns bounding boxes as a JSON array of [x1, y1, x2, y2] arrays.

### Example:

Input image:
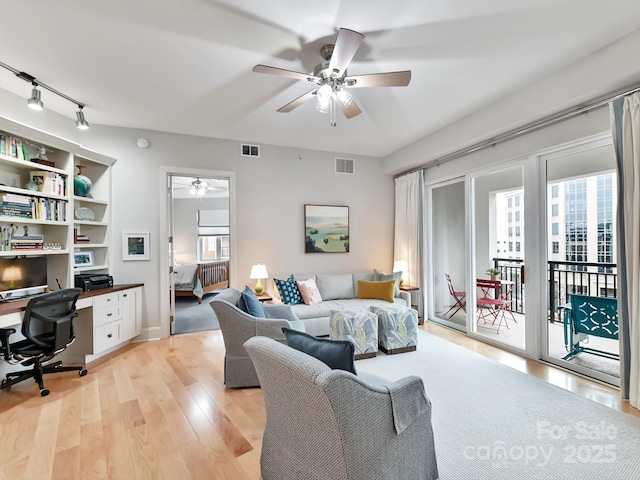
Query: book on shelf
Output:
[[30, 170, 65, 195]]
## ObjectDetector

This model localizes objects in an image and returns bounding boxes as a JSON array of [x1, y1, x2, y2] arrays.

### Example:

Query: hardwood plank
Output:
[[51, 445, 80, 480], [79, 421, 108, 480], [24, 399, 63, 480]]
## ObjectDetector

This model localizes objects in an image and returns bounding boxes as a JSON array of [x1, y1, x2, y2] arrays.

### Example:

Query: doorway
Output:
[[159, 167, 236, 338]]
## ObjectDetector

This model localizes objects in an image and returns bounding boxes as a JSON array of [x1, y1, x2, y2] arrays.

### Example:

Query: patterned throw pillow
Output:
[[273, 274, 302, 305], [373, 269, 401, 297], [296, 278, 323, 305]]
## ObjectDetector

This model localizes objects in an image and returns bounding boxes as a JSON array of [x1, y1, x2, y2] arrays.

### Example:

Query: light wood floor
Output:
[[0, 322, 637, 480]]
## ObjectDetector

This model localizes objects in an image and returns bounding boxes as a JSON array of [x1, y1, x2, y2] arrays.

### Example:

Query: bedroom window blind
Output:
[[198, 209, 229, 235]]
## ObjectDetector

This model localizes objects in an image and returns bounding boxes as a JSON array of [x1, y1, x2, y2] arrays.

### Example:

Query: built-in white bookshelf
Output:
[[0, 117, 115, 292]]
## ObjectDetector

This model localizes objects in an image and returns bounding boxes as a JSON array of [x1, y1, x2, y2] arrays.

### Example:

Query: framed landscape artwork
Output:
[[304, 204, 349, 253]]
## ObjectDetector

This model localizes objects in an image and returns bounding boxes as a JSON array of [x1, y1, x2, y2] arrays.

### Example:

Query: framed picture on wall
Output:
[[304, 204, 349, 253], [73, 251, 94, 267], [123, 232, 150, 261]]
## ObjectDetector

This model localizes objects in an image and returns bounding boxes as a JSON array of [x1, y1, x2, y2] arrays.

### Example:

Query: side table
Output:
[[399, 284, 423, 325], [256, 293, 273, 303]]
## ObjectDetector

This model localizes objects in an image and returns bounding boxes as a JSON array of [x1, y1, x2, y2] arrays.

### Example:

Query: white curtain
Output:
[[611, 92, 640, 408], [394, 171, 424, 314]]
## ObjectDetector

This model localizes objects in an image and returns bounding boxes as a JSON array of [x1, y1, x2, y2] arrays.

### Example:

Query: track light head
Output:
[[27, 85, 43, 111], [75, 107, 89, 130]]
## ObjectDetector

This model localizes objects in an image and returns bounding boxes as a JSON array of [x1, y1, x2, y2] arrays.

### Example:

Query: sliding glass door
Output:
[[471, 166, 526, 350], [429, 179, 466, 331], [542, 137, 620, 385]]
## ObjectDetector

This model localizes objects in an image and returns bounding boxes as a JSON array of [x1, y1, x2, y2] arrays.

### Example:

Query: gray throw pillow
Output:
[[281, 327, 356, 374]]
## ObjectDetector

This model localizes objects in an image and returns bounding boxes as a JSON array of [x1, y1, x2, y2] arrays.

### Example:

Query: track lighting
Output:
[[27, 83, 43, 111], [75, 107, 89, 130], [0, 60, 90, 130]]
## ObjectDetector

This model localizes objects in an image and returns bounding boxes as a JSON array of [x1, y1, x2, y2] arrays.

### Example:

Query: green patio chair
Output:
[[562, 294, 619, 361]]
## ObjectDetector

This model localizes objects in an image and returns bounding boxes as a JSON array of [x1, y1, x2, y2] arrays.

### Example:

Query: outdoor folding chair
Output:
[[445, 273, 466, 318], [476, 279, 513, 333]]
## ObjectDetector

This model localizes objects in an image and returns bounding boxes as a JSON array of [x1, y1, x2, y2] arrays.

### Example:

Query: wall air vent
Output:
[[335, 157, 354, 175], [241, 144, 260, 157]]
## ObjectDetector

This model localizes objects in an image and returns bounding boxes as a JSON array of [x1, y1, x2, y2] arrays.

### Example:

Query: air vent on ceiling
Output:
[[241, 144, 260, 157], [335, 157, 354, 175]]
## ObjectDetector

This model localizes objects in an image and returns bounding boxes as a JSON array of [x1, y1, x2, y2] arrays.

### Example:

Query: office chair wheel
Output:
[[40, 388, 50, 397], [79, 369, 87, 377]]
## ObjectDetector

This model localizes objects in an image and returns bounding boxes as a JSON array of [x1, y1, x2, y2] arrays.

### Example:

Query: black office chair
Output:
[[0, 288, 87, 396]]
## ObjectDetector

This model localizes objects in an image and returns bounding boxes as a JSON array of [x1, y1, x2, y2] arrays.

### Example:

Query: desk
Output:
[[0, 284, 143, 362]]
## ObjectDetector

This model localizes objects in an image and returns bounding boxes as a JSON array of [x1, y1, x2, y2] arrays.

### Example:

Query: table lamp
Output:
[[393, 260, 408, 284], [2, 266, 22, 289], [250, 263, 268, 294]]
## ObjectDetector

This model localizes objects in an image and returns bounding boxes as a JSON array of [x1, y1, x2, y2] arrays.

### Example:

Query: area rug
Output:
[[356, 331, 640, 480], [173, 293, 220, 334]]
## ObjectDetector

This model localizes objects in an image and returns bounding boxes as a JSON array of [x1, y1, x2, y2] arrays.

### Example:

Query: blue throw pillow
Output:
[[282, 327, 356, 374], [238, 286, 265, 317], [273, 274, 302, 305], [373, 269, 401, 297]]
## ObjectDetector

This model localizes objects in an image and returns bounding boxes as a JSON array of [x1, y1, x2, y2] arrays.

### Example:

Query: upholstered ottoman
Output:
[[371, 305, 418, 355], [330, 309, 378, 359]]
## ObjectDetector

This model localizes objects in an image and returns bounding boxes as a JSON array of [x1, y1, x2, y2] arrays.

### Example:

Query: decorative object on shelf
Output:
[[74, 206, 95, 221], [486, 267, 501, 281], [74, 165, 92, 197], [24, 176, 38, 191], [304, 204, 349, 254], [393, 260, 408, 284], [123, 232, 149, 261], [73, 251, 94, 267], [249, 263, 268, 294]]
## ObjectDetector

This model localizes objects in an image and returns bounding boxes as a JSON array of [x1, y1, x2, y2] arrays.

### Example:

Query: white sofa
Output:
[[271, 272, 412, 337]]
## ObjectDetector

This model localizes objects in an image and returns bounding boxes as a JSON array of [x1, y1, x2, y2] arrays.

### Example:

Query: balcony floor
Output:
[[434, 308, 620, 378]]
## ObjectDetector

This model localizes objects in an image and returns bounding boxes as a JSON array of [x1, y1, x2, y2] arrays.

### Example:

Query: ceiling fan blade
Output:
[[277, 90, 317, 113], [339, 100, 362, 119], [253, 64, 317, 83], [328, 28, 365, 76], [345, 70, 412, 88]]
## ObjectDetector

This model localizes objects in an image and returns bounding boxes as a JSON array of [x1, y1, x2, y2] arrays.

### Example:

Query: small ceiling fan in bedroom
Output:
[[253, 28, 411, 126]]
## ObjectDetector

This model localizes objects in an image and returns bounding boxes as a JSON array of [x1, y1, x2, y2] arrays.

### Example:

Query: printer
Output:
[[74, 273, 114, 291]]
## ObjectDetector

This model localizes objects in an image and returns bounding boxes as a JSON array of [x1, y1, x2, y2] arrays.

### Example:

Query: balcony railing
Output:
[[491, 258, 617, 320]]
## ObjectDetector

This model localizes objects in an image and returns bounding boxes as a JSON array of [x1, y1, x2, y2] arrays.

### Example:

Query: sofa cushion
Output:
[[274, 274, 302, 305], [282, 327, 356, 374], [238, 286, 265, 317], [316, 273, 354, 300], [290, 298, 408, 320], [357, 280, 395, 302], [297, 278, 323, 305], [373, 269, 401, 296]]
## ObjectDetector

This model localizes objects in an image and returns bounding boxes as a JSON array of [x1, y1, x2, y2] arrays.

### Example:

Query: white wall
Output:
[[0, 89, 395, 338]]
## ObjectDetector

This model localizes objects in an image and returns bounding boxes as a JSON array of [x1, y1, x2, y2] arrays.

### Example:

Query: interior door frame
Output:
[[158, 166, 236, 338]]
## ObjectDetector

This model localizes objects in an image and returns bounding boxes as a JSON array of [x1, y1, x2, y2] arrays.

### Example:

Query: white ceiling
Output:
[[1, 1, 640, 158]]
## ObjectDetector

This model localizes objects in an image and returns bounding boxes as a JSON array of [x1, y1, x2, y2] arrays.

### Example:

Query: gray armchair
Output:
[[244, 336, 439, 480], [209, 288, 305, 388]]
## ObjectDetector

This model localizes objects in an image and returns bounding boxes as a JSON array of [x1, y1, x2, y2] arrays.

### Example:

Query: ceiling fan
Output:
[[253, 28, 411, 126], [172, 177, 227, 197]]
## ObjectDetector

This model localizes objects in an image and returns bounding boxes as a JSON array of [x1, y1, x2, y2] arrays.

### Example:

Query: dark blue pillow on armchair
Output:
[[238, 286, 265, 317], [282, 327, 356, 374]]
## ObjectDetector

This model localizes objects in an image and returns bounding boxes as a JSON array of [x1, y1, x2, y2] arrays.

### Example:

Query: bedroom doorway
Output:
[[165, 171, 234, 335]]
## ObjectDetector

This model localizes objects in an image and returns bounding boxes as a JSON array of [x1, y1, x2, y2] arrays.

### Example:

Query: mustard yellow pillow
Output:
[[357, 280, 395, 303]]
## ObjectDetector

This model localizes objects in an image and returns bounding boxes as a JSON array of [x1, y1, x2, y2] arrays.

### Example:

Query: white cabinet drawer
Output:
[[93, 292, 120, 310], [93, 305, 122, 327], [94, 321, 121, 353]]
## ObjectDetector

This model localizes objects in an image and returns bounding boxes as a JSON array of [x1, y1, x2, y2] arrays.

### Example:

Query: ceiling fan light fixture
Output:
[[316, 83, 333, 99], [316, 96, 330, 113], [334, 88, 352, 107]]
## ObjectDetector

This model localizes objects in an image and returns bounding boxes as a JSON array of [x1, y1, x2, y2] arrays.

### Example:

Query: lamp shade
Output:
[[393, 260, 408, 274], [2, 266, 22, 282], [250, 263, 268, 280]]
